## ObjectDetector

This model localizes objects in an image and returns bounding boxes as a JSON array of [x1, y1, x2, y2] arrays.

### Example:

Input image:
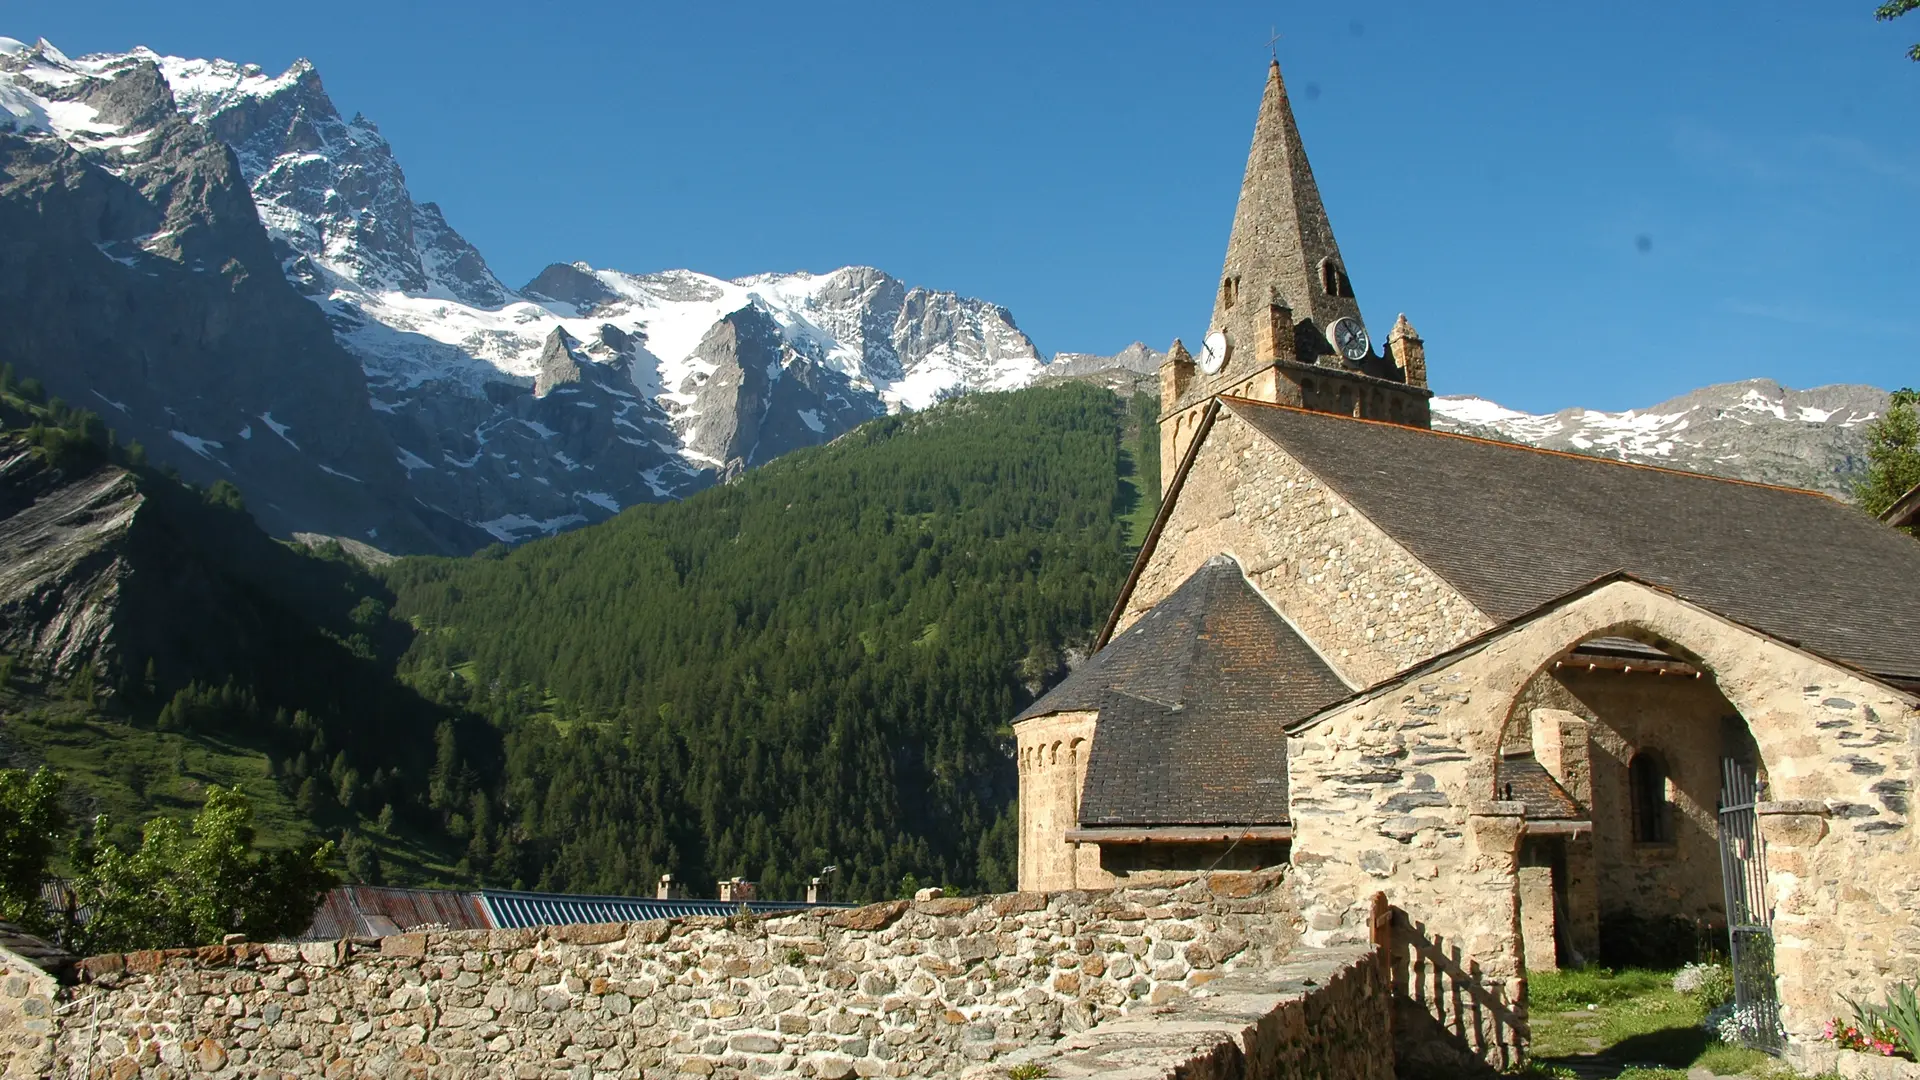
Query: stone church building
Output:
[[1015, 60, 1920, 1061]]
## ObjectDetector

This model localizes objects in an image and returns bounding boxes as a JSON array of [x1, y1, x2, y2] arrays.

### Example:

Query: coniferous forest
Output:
[[0, 379, 1159, 905], [383, 383, 1158, 901]]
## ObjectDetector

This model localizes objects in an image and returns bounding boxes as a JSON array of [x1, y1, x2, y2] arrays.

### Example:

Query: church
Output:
[[1013, 59, 1920, 1064]]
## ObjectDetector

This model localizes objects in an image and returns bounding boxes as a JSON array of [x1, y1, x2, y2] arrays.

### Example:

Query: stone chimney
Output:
[[717, 878, 756, 904], [1530, 708, 1592, 807], [1160, 338, 1194, 413], [1388, 314, 1426, 389], [656, 874, 685, 900], [806, 877, 827, 904]]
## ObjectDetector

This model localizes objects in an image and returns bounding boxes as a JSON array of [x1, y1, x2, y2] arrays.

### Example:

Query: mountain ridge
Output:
[[0, 35, 1894, 549]]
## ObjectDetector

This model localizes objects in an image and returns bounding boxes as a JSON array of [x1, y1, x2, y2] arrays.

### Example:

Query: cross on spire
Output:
[[1267, 26, 1281, 60]]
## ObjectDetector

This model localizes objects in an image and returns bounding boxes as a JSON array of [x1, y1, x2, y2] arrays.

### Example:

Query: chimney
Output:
[[806, 877, 826, 904], [1256, 291, 1294, 365], [717, 877, 756, 904], [1160, 338, 1194, 413], [1530, 708, 1592, 807], [1388, 313, 1426, 389], [656, 874, 684, 900]]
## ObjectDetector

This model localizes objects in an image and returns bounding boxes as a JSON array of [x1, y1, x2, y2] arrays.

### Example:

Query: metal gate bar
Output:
[[1718, 758, 1782, 1053]]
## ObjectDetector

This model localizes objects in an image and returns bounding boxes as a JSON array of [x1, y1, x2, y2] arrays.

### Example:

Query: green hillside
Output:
[[385, 383, 1156, 901], [2, 377, 1160, 904], [0, 367, 471, 883]]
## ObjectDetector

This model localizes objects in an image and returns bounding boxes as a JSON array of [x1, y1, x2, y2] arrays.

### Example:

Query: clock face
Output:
[[1328, 317, 1370, 363], [1199, 331, 1228, 375]]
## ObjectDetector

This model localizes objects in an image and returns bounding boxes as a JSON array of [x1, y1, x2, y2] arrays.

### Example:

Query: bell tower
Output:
[[1161, 58, 1432, 488]]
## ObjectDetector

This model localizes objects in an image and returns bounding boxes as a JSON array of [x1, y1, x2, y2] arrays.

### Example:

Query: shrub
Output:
[[1672, 962, 1733, 1010]]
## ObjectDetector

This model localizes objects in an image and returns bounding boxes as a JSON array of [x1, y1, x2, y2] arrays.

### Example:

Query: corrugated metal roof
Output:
[[478, 890, 841, 929], [304, 886, 492, 939], [301, 885, 849, 939]]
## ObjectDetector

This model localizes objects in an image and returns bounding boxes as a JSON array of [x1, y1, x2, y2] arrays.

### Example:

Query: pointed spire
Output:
[[1208, 58, 1362, 366]]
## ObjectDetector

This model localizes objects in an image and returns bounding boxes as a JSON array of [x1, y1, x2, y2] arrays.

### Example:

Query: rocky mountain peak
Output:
[[533, 328, 588, 398], [523, 263, 620, 313]]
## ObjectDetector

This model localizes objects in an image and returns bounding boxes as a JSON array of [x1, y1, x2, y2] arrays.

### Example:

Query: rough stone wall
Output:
[[1285, 578, 1917, 1050], [972, 943, 1392, 1080], [1121, 407, 1493, 687], [0, 944, 57, 1080], [42, 877, 1304, 1080], [1014, 711, 1109, 891]]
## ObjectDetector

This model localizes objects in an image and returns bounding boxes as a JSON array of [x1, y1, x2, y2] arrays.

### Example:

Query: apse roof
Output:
[[1021, 555, 1352, 827]]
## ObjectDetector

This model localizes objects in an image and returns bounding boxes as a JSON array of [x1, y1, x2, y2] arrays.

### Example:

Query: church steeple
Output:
[[1158, 56, 1432, 486], [1209, 59, 1361, 366]]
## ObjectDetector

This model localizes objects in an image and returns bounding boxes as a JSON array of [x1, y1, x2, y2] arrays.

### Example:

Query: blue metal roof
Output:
[[476, 889, 849, 930]]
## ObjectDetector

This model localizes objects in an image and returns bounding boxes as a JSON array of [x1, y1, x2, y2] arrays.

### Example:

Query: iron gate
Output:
[[1718, 757, 1783, 1052]]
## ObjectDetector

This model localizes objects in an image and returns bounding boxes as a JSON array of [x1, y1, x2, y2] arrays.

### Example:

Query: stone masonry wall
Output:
[[1122, 406, 1492, 688], [1286, 578, 1918, 1053], [973, 943, 1392, 1080], [0, 941, 58, 1080], [39, 876, 1309, 1080]]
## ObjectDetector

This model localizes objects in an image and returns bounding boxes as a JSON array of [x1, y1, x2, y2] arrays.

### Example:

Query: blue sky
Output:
[[9, 1, 1918, 411]]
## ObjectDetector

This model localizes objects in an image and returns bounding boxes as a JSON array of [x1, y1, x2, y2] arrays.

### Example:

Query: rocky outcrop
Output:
[[678, 306, 883, 472], [0, 441, 141, 678], [532, 328, 586, 399]]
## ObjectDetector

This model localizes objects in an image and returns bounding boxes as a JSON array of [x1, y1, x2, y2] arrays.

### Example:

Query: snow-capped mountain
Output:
[[0, 36, 1891, 551], [1432, 380, 1886, 497], [1, 38, 1046, 545]]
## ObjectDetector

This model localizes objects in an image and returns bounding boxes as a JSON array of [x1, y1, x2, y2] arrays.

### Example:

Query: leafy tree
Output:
[[0, 767, 66, 935], [65, 786, 336, 954], [1854, 388, 1920, 524], [1879, 0, 1920, 61]]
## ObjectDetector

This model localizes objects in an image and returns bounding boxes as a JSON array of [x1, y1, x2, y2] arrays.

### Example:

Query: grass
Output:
[[0, 678, 465, 886], [1519, 967, 1801, 1079]]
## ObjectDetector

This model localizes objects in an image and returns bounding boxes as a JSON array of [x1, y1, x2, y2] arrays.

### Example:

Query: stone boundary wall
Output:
[[33, 874, 1311, 1079], [0, 940, 59, 1080], [970, 944, 1391, 1080]]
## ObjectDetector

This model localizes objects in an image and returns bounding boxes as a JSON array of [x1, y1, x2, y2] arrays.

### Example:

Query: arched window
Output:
[[1629, 751, 1672, 843], [1221, 276, 1240, 311], [1318, 257, 1353, 298]]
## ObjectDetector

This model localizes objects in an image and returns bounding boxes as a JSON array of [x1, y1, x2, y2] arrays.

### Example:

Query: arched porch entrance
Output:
[[1488, 624, 1790, 1052], [1493, 629, 1772, 983]]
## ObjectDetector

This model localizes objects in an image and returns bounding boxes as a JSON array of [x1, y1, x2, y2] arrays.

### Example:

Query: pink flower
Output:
[[1873, 1039, 1897, 1056]]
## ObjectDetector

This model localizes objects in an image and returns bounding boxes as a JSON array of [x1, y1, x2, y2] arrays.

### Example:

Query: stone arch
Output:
[[1478, 603, 1782, 972]]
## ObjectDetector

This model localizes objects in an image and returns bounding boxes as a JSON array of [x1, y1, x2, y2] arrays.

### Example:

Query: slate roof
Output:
[[1496, 754, 1584, 821], [1227, 401, 1920, 680], [0, 919, 72, 977], [1021, 555, 1352, 826]]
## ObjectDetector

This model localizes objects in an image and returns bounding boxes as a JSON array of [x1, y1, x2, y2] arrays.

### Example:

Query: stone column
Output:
[[1755, 800, 1831, 1045], [1561, 831, 1599, 966]]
